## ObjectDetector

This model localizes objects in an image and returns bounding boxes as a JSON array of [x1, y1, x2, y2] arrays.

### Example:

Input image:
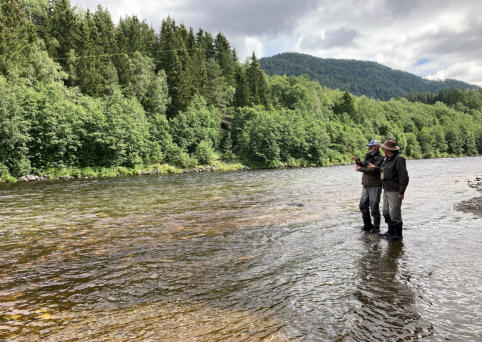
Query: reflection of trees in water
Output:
[[348, 237, 433, 341]]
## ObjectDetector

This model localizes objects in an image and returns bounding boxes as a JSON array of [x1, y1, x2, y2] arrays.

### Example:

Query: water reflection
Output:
[[350, 236, 433, 341]]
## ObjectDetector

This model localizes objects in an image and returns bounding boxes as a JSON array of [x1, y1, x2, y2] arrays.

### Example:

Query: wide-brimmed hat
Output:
[[367, 140, 380, 147], [381, 139, 400, 150]]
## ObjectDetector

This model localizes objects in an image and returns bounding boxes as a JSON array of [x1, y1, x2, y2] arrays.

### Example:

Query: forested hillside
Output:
[[0, 0, 481, 182], [260, 52, 478, 100]]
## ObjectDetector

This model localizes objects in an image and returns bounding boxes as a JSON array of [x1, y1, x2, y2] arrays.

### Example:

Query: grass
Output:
[[0, 160, 248, 184]]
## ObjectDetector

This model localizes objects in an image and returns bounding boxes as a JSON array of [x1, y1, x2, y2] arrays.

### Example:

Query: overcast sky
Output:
[[71, 0, 482, 86]]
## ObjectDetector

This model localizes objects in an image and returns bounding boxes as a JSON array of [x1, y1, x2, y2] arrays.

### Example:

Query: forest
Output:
[[260, 52, 478, 100], [0, 0, 481, 182]]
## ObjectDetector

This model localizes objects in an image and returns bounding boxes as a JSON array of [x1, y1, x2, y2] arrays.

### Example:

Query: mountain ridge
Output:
[[259, 52, 478, 100]]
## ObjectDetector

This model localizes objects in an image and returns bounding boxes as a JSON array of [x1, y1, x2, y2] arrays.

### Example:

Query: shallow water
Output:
[[1, 157, 481, 341]]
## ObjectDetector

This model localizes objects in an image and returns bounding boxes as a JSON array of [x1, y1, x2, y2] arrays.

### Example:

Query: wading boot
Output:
[[389, 222, 403, 241], [380, 215, 393, 238], [361, 214, 373, 232], [380, 224, 394, 238], [369, 215, 381, 234]]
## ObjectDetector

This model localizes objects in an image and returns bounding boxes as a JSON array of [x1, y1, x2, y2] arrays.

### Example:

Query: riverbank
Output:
[[455, 176, 482, 217], [0, 155, 478, 185], [0, 161, 250, 184]]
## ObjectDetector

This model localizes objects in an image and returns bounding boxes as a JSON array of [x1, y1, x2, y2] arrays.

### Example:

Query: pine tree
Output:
[[214, 32, 235, 84], [234, 64, 249, 107], [159, 17, 193, 117], [340, 90, 356, 119], [46, 0, 78, 66], [0, 0, 36, 77], [246, 52, 267, 106]]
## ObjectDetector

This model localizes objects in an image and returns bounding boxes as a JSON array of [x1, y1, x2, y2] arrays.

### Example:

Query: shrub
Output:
[[195, 140, 215, 165]]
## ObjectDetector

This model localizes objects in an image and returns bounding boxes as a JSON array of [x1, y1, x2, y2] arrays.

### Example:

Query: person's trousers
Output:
[[359, 186, 382, 223], [382, 190, 403, 224]]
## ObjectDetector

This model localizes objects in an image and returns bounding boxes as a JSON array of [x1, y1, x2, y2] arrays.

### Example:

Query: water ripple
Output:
[[1, 157, 481, 341]]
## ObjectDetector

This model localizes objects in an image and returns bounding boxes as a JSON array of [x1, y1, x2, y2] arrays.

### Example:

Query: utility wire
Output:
[[50, 47, 231, 61]]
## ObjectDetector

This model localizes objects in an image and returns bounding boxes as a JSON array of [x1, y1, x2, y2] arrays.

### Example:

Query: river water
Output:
[[1, 157, 481, 341]]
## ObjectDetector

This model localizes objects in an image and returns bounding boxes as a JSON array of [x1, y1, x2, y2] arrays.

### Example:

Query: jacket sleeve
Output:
[[397, 157, 409, 194], [360, 154, 383, 174], [357, 154, 368, 167]]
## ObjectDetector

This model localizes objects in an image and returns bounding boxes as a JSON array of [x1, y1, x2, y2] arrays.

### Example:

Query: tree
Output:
[[246, 52, 267, 106], [234, 64, 249, 107], [214, 32, 235, 84], [46, 0, 78, 65], [335, 90, 356, 119], [159, 17, 192, 117], [0, 0, 36, 77]]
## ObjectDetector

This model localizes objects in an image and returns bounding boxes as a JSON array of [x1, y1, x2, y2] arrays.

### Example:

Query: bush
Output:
[[11, 158, 31, 177], [164, 143, 197, 168], [170, 95, 222, 153], [195, 140, 215, 165]]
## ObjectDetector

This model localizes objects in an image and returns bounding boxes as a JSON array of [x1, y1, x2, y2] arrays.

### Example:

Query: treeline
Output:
[[260, 53, 479, 101], [403, 88, 482, 112], [0, 0, 481, 180]]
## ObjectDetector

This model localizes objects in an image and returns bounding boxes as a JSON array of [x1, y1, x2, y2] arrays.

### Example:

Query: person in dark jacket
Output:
[[373, 139, 409, 240], [354, 140, 384, 233]]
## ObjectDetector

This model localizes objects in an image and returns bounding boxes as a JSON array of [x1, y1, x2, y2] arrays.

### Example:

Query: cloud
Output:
[[300, 27, 360, 50], [70, 0, 482, 86]]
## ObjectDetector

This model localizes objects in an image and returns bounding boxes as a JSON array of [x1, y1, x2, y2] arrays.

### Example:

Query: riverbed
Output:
[[1, 157, 481, 341]]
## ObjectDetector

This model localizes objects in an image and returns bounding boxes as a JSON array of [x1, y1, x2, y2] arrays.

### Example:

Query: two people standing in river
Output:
[[354, 139, 409, 240]]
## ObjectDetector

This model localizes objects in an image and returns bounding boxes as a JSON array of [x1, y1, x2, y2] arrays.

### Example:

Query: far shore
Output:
[[1, 155, 481, 186]]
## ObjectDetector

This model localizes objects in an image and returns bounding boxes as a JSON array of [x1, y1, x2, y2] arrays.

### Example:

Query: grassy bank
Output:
[[0, 160, 247, 184], [1, 153, 476, 185]]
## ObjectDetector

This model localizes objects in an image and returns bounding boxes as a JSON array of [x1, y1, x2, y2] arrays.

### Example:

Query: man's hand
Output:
[[398, 194, 404, 200], [355, 165, 361, 171], [367, 163, 376, 168]]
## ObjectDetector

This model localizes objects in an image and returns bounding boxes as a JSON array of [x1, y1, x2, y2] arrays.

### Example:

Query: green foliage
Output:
[[246, 53, 268, 106], [0, 2, 480, 181], [100, 92, 151, 166], [164, 143, 197, 168], [0, 0, 36, 78], [233, 106, 332, 167], [169, 95, 222, 153], [0, 76, 32, 176], [195, 140, 215, 165]]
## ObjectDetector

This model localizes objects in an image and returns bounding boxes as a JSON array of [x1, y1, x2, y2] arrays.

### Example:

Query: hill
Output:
[[260, 52, 478, 100]]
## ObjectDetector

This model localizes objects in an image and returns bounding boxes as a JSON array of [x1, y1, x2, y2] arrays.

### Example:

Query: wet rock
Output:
[[467, 176, 482, 192], [183, 167, 214, 173], [456, 175, 482, 217], [455, 196, 482, 217], [18, 174, 41, 182]]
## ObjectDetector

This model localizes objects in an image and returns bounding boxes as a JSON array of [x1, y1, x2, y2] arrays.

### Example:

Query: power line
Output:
[[50, 47, 228, 61]]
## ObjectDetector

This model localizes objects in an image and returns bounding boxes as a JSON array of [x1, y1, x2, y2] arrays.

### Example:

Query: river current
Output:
[[1, 157, 481, 341]]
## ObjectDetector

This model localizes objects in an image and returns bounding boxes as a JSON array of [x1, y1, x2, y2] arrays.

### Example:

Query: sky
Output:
[[71, 0, 482, 87]]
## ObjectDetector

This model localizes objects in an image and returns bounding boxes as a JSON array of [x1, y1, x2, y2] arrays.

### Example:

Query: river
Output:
[[1, 157, 481, 341]]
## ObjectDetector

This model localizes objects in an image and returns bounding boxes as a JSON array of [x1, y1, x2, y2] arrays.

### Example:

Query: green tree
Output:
[[0, 76, 32, 176], [159, 17, 192, 117], [246, 52, 267, 106], [0, 0, 36, 77], [169, 95, 222, 153], [214, 32, 235, 84]]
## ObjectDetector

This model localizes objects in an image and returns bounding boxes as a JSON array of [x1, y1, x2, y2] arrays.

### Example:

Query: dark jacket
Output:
[[356, 151, 384, 187], [380, 151, 409, 194]]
